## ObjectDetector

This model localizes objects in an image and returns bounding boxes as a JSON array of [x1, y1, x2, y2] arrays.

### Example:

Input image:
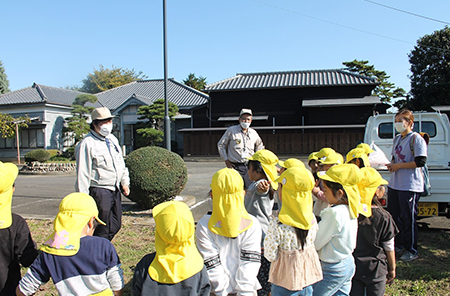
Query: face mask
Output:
[[99, 123, 113, 137], [240, 122, 250, 129], [394, 122, 406, 133]]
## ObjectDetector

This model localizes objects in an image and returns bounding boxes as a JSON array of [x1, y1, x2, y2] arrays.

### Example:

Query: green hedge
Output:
[[24, 149, 51, 163], [125, 146, 187, 209]]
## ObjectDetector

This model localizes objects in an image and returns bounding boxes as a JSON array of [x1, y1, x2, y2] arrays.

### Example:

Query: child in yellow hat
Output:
[[264, 167, 322, 295], [17, 193, 124, 296], [350, 167, 398, 296], [312, 151, 344, 218], [132, 201, 210, 295], [0, 162, 38, 295], [196, 168, 262, 295], [313, 164, 361, 296], [245, 149, 280, 295], [346, 148, 370, 168]]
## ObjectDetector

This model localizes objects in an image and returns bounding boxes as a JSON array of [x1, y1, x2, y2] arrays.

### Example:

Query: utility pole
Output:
[[163, 0, 171, 151]]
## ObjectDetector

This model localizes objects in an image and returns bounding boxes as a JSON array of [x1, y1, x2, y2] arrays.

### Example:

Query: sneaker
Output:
[[395, 247, 405, 257], [400, 251, 419, 262]]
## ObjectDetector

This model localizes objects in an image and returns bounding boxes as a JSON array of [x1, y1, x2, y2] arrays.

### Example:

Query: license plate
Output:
[[418, 202, 438, 216]]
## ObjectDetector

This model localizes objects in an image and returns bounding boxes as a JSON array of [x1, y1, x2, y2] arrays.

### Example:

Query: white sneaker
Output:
[[400, 251, 418, 262]]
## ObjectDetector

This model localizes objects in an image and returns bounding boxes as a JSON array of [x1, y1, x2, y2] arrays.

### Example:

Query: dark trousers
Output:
[[350, 277, 386, 296], [231, 162, 251, 189], [387, 188, 420, 254], [89, 187, 122, 241]]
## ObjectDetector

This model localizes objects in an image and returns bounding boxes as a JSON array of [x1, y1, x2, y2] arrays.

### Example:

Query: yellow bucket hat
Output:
[[41, 193, 105, 256], [308, 152, 319, 162], [319, 152, 344, 165], [358, 167, 388, 217], [318, 164, 362, 219], [274, 167, 316, 230], [346, 148, 370, 167], [316, 147, 335, 159], [247, 149, 279, 190], [357, 143, 375, 154], [209, 168, 253, 238], [0, 162, 19, 229], [278, 158, 305, 169], [149, 201, 204, 284]]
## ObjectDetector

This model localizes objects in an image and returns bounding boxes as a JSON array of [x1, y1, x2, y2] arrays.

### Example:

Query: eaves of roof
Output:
[[205, 69, 379, 92]]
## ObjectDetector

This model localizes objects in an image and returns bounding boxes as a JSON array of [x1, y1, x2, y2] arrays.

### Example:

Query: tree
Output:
[[79, 65, 147, 94], [183, 73, 207, 92], [135, 99, 179, 147], [0, 113, 30, 139], [343, 60, 406, 103], [0, 60, 10, 94], [63, 94, 98, 145], [408, 27, 450, 111]]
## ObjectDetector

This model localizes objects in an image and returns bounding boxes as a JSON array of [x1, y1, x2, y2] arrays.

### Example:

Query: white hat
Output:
[[240, 108, 252, 116], [91, 107, 114, 121]]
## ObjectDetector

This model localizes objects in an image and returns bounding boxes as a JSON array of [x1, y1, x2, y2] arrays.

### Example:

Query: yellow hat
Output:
[[357, 143, 375, 154], [308, 152, 319, 162], [316, 147, 335, 159], [319, 152, 344, 165], [209, 168, 253, 238], [318, 164, 362, 219], [358, 167, 388, 217], [346, 148, 370, 167], [149, 201, 204, 284], [247, 149, 279, 190], [278, 158, 305, 169], [41, 193, 105, 256], [274, 167, 316, 230], [0, 162, 19, 229]]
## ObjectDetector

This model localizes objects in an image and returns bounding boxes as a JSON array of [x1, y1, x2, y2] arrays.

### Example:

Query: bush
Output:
[[47, 149, 60, 158], [125, 146, 187, 209], [24, 149, 51, 163]]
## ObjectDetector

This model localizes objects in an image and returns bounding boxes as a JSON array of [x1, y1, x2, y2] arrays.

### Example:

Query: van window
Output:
[[378, 121, 436, 139]]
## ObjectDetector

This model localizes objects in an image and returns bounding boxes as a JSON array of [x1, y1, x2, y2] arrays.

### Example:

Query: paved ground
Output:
[[11, 158, 450, 230]]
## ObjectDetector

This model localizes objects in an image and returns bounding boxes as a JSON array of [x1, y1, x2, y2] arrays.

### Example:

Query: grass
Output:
[[23, 218, 450, 295]]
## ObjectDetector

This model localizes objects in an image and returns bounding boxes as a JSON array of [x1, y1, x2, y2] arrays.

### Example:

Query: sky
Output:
[[2, 0, 450, 96]]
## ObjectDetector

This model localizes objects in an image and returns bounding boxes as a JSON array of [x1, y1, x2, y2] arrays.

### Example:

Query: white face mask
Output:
[[98, 123, 113, 137], [394, 122, 406, 133], [240, 122, 251, 129]]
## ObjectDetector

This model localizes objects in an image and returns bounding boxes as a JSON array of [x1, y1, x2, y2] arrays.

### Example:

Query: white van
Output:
[[364, 112, 450, 218]]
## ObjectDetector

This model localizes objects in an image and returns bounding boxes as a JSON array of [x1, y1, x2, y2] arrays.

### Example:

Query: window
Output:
[[0, 128, 45, 148], [378, 121, 437, 139]]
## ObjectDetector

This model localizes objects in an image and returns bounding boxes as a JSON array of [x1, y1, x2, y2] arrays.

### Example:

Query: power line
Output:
[[248, 0, 412, 44], [247, 0, 450, 53], [363, 0, 450, 26]]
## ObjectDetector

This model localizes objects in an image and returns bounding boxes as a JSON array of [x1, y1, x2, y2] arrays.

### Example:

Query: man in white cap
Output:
[[217, 108, 264, 189], [75, 107, 130, 241]]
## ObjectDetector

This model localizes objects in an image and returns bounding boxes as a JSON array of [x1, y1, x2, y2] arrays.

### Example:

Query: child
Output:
[[346, 148, 370, 168], [356, 143, 375, 157], [0, 162, 38, 295], [308, 152, 319, 174], [313, 164, 361, 296], [245, 149, 280, 295], [132, 201, 210, 296], [312, 151, 343, 218], [196, 168, 262, 295], [278, 158, 305, 174], [17, 193, 124, 296], [264, 167, 322, 296], [351, 167, 398, 296]]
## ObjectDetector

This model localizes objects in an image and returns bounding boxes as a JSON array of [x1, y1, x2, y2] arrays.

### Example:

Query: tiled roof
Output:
[[95, 79, 209, 111], [0, 83, 90, 107], [205, 69, 379, 91]]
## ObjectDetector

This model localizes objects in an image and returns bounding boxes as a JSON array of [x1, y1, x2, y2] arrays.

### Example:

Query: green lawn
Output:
[[24, 217, 450, 296]]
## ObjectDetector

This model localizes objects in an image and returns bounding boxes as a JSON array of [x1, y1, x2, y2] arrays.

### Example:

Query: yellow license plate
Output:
[[418, 202, 438, 216]]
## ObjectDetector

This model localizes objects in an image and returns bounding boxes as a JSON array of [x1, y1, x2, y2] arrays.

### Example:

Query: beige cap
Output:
[[240, 108, 252, 116], [91, 107, 114, 121]]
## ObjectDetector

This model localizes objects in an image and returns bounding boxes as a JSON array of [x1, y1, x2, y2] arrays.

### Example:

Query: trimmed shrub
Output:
[[47, 149, 60, 158], [24, 149, 51, 163], [125, 146, 187, 209]]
